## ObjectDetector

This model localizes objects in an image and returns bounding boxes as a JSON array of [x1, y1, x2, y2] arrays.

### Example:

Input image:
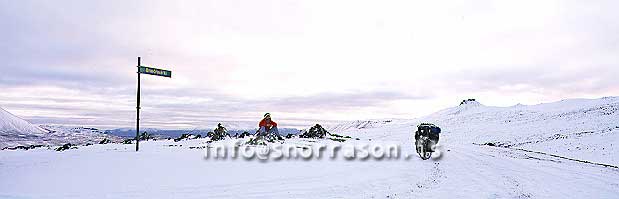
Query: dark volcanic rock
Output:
[[299, 124, 328, 139], [55, 143, 75, 151], [209, 123, 230, 141], [238, 131, 251, 138], [99, 138, 112, 144]]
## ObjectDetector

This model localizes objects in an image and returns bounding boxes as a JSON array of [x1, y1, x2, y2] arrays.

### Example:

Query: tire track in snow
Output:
[[510, 147, 619, 169], [446, 145, 536, 198], [411, 162, 445, 192], [476, 143, 619, 169], [458, 144, 619, 198]]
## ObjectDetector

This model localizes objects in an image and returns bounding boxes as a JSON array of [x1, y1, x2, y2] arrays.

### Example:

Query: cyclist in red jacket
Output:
[[258, 113, 280, 136]]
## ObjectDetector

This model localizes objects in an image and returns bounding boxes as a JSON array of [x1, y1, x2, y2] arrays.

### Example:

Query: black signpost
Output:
[[136, 57, 172, 151]]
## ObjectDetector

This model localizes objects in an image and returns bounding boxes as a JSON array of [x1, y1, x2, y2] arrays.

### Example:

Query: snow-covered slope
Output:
[[0, 107, 121, 149], [420, 97, 619, 164], [39, 125, 123, 145], [326, 119, 402, 133], [0, 107, 46, 135], [1, 97, 618, 198], [0, 107, 48, 148]]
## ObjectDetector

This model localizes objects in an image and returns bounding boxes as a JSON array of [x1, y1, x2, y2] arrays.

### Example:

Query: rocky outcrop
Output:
[[208, 123, 230, 141], [299, 124, 328, 139], [55, 143, 76, 151], [138, 132, 154, 141], [174, 134, 197, 142], [99, 138, 112, 144], [2, 144, 45, 150], [238, 131, 251, 138], [460, 98, 477, 105]]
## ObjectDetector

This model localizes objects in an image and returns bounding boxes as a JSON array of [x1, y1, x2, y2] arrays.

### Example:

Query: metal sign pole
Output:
[[136, 57, 141, 152], [134, 58, 170, 152]]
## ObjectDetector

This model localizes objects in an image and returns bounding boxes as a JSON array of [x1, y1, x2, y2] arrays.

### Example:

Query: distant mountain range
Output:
[[104, 127, 303, 138]]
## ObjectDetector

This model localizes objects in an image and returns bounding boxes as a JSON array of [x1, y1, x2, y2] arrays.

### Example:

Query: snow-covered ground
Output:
[[1, 97, 618, 198]]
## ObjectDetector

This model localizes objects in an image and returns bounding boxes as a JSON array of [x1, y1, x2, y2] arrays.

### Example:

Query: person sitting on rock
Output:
[[258, 113, 280, 137]]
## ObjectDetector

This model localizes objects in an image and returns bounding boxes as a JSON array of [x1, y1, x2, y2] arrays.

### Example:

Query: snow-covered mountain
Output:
[[325, 119, 399, 133], [105, 126, 302, 138], [0, 107, 48, 148], [423, 97, 619, 143], [0, 107, 121, 149], [0, 107, 47, 135], [418, 97, 619, 164]]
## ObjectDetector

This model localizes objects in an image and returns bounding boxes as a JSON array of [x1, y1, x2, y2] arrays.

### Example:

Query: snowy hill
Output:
[[423, 97, 619, 144], [1, 97, 618, 198], [0, 107, 120, 149], [0, 107, 47, 135], [0, 107, 48, 148], [326, 119, 399, 133], [418, 97, 619, 164]]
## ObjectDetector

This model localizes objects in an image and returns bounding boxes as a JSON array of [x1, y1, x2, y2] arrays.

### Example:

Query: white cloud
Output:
[[1, 0, 618, 128]]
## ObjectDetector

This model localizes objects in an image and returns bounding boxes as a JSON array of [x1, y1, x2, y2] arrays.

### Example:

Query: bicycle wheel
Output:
[[417, 138, 432, 160]]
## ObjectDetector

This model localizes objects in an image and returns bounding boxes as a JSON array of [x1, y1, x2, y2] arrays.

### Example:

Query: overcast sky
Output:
[[1, 0, 618, 129]]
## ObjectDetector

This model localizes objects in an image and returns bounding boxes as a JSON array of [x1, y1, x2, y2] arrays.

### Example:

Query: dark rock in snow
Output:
[[209, 123, 230, 141], [239, 131, 250, 138], [122, 139, 134, 144], [174, 134, 193, 142], [329, 138, 346, 142], [55, 143, 75, 151], [2, 145, 45, 151], [99, 138, 112, 144], [299, 124, 329, 139], [460, 98, 477, 105], [138, 132, 153, 141], [246, 130, 283, 145], [329, 133, 351, 139], [483, 142, 496, 147]]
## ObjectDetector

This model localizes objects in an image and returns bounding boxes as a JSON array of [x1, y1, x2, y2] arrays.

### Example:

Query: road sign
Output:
[[135, 59, 173, 152], [139, 66, 172, 78]]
